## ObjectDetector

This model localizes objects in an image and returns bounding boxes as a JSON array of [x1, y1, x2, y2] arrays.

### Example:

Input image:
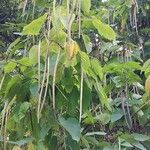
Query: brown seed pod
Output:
[[145, 76, 150, 94]]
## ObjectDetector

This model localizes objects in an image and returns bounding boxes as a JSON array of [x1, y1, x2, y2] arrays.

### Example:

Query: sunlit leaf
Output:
[[93, 18, 116, 40], [81, 0, 91, 15], [4, 61, 16, 73], [22, 13, 47, 35]]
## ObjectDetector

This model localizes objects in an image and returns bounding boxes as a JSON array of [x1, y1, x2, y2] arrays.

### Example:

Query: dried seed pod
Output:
[[73, 41, 79, 56], [65, 40, 79, 59], [145, 76, 150, 94], [66, 41, 75, 59]]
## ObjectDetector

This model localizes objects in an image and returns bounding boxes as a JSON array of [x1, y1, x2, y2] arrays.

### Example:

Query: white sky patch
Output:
[[102, 0, 108, 2]]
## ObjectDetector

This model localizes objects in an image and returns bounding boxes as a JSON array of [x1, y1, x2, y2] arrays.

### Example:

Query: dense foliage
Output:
[[0, 0, 150, 149]]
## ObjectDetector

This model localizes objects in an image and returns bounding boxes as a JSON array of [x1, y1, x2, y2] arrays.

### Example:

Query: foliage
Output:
[[0, 0, 150, 150]]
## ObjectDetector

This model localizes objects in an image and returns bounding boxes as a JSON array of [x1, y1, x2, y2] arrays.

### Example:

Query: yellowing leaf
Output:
[[145, 76, 150, 94], [74, 42, 80, 56], [66, 41, 75, 59], [65, 41, 79, 60], [12, 146, 22, 150], [27, 142, 36, 150], [22, 13, 47, 35], [93, 18, 116, 41]]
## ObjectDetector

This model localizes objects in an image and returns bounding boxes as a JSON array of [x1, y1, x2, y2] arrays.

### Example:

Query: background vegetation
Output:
[[0, 0, 150, 149]]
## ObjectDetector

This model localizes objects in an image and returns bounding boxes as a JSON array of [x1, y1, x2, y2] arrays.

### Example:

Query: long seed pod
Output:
[[145, 76, 150, 94], [79, 69, 84, 123]]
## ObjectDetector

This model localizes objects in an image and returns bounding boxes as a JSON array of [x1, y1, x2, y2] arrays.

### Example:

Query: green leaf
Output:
[[95, 80, 111, 110], [121, 141, 133, 147], [103, 146, 113, 150], [30, 81, 38, 97], [4, 61, 16, 73], [132, 133, 150, 142], [36, 0, 50, 8], [60, 14, 75, 30], [37, 142, 46, 150], [58, 117, 81, 142], [82, 19, 95, 29], [22, 13, 47, 35], [120, 133, 135, 143], [95, 113, 110, 125], [80, 51, 91, 74], [142, 59, 150, 77], [132, 141, 147, 150], [81, 0, 91, 15], [29, 45, 38, 65], [84, 136, 99, 145], [79, 51, 95, 78], [111, 110, 123, 123], [13, 102, 31, 122], [124, 61, 141, 70], [82, 82, 91, 111], [5, 75, 21, 99], [65, 135, 80, 150], [20, 101, 30, 112], [112, 76, 124, 88], [142, 59, 150, 72], [92, 18, 116, 41], [82, 34, 92, 54], [18, 57, 33, 72], [7, 38, 21, 53], [50, 28, 67, 47], [80, 51, 91, 68], [91, 58, 103, 80], [83, 111, 95, 125], [133, 106, 144, 117], [18, 57, 33, 66]]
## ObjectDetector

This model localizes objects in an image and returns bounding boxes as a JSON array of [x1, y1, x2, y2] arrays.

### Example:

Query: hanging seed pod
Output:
[[73, 41, 79, 56], [66, 41, 75, 59], [145, 76, 150, 94], [65, 40, 79, 59]]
